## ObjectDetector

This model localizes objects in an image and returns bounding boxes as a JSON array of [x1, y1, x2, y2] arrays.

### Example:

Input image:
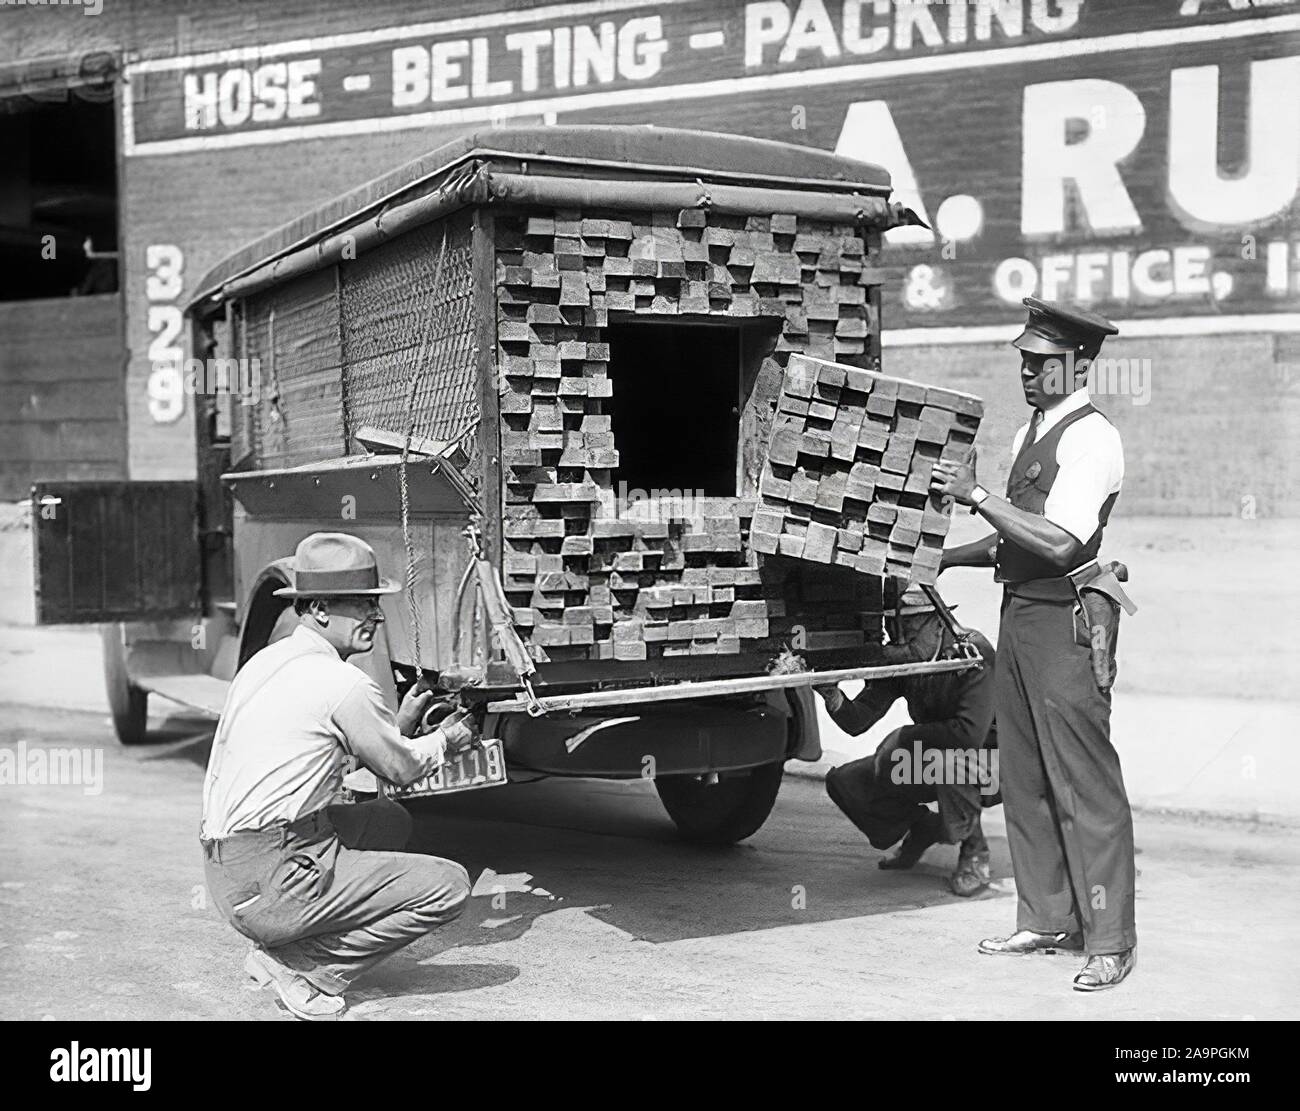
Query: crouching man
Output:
[[816, 587, 998, 896], [200, 533, 475, 1020]]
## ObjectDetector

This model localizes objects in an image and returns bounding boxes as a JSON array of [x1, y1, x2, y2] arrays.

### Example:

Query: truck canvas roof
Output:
[[188, 125, 895, 314]]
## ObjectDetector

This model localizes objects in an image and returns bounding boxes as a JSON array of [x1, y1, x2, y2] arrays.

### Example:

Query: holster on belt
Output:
[[1068, 560, 1137, 694]]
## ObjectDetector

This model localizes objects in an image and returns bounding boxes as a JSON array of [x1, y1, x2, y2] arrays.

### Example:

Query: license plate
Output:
[[382, 738, 508, 800]]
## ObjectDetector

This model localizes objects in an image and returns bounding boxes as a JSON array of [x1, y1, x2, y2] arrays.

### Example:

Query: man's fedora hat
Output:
[[273, 533, 401, 598], [1011, 296, 1119, 356]]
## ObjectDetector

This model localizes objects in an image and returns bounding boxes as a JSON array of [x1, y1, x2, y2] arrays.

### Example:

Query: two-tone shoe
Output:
[[978, 929, 1084, 955], [949, 850, 991, 897], [1072, 948, 1136, 992], [245, 948, 347, 1021]]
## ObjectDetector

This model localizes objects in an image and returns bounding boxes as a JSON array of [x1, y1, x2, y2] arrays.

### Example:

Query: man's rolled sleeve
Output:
[[331, 677, 434, 787]]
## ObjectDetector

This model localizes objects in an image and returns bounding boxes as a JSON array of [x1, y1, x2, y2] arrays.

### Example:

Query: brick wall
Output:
[[888, 333, 1300, 518], [0, 296, 127, 499]]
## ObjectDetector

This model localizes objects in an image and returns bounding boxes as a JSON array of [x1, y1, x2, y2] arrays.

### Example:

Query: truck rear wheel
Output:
[[100, 624, 150, 746], [654, 761, 785, 845]]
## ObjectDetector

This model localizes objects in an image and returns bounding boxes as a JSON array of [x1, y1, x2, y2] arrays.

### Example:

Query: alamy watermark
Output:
[[890, 740, 999, 797], [611, 481, 708, 522], [151, 357, 263, 406], [50, 1043, 150, 1091], [0, 742, 103, 796], [1043, 350, 1152, 406]]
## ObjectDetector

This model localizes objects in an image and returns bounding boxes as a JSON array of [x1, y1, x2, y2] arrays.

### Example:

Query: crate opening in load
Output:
[[605, 319, 741, 498]]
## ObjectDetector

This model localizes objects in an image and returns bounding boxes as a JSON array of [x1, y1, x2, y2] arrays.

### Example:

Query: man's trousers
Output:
[[202, 798, 470, 995], [825, 726, 986, 850], [996, 591, 1136, 956]]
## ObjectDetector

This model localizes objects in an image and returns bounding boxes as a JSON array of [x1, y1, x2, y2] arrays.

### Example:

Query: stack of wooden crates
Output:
[[492, 205, 982, 667]]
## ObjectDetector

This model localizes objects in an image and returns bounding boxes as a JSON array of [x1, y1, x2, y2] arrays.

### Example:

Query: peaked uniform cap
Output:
[[1012, 297, 1119, 356], [272, 532, 401, 597]]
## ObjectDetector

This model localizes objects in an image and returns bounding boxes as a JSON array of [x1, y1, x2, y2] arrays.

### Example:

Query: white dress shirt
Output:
[[201, 625, 439, 839], [1008, 390, 1124, 545]]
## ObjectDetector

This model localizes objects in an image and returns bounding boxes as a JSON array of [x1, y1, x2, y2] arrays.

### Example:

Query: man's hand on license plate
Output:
[[435, 707, 477, 757]]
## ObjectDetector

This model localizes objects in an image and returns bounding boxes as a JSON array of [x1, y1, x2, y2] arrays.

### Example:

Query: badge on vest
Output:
[[1025, 461, 1042, 480]]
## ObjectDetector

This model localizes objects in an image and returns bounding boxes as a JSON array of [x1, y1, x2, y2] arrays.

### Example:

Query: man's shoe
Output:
[[878, 812, 942, 870], [949, 850, 991, 897], [978, 929, 1084, 955], [244, 948, 346, 1021], [1073, 949, 1136, 992]]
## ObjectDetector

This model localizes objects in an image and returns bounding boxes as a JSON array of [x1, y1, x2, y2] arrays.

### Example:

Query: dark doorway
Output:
[[0, 92, 119, 301], [605, 321, 739, 497]]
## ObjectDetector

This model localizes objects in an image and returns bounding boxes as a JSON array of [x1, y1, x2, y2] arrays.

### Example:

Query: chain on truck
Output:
[[30, 125, 987, 845]]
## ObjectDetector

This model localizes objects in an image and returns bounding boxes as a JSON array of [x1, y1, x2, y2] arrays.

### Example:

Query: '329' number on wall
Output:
[[145, 244, 186, 423]]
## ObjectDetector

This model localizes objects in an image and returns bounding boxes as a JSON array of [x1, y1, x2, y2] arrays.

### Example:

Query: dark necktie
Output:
[[1012, 409, 1044, 471], [1005, 410, 1044, 501]]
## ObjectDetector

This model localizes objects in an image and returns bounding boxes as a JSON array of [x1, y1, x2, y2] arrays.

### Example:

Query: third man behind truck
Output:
[[816, 584, 998, 898], [930, 297, 1139, 993]]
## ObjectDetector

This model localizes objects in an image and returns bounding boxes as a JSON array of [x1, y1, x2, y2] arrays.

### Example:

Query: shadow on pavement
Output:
[[352, 958, 519, 998], [404, 775, 1012, 947], [134, 713, 216, 769]]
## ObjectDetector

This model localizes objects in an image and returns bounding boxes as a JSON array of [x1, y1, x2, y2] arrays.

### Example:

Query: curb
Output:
[[782, 757, 1300, 829]]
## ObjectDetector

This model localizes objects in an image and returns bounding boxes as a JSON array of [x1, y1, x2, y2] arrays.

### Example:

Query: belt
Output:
[[1002, 560, 1137, 614], [200, 807, 333, 864], [1001, 563, 1097, 604]]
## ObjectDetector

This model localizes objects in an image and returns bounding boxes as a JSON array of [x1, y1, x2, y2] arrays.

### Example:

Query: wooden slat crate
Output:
[[753, 354, 983, 585], [495, 207, 892, 664]]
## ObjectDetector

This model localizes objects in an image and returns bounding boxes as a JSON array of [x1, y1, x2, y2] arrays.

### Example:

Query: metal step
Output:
[[137, 673, 230, 717]]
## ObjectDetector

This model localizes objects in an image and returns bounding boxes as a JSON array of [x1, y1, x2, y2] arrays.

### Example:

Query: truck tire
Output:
[[654, 760, 785, 845], [100, 624, 150, 746]]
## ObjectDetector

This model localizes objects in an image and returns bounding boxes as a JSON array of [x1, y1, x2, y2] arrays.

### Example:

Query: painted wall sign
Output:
[[122, 0, 1300, 333], [125, 0, 1300, 153]]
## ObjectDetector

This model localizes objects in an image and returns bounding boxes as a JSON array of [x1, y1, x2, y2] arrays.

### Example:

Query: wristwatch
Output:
[[968, 485, 990, 513]]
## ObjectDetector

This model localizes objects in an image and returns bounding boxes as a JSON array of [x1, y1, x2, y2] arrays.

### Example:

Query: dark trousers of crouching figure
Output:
[[819, 626, 998, 894], [826, 724, 989, 857]]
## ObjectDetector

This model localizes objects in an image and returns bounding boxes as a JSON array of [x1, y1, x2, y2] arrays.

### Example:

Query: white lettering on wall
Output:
[[842, 0, 890, 54], [994, 246, 1233, 305], [1021, 79, 1146, 237], [394, 19, 665, 106], [183, 59, 320, 129], [746, 2, 792, 66], [778, 0, 841, 64], [1168, 56, 1300, 230], [145, 245, 186, 424], [1031, 0, 1083, 34], [835, 99, 935, 245], [892, 0, 943, 50]]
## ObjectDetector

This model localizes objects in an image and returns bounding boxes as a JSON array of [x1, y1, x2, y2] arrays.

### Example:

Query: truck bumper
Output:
[[491, 693, 797, 778]]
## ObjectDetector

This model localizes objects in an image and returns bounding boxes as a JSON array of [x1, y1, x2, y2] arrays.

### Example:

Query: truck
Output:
[[30, 125, 984, 844]]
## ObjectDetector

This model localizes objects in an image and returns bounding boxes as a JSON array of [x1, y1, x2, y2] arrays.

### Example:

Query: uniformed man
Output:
[[817, 586, 998, 897], [931, 298, 1137, 992], [200, 532, 476, 1020]]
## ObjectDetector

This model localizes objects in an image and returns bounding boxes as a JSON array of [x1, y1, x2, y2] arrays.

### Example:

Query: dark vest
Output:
[[995, 403, 1119, 583]]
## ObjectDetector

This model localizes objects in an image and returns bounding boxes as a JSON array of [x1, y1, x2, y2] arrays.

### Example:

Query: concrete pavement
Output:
[[1, 702, 1295, 1020]]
